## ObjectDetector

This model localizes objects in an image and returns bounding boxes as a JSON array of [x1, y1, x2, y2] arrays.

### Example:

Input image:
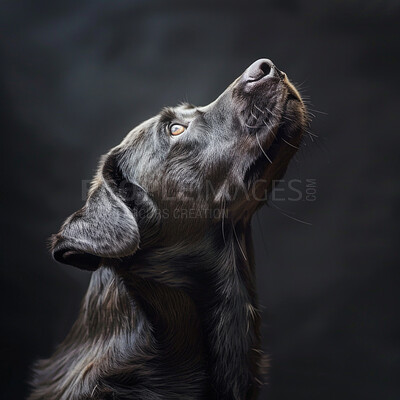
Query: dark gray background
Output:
[[1, 0, 399, 399]]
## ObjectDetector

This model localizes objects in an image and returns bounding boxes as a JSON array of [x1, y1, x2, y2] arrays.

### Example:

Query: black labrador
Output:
[[29, 59, 307, 400]]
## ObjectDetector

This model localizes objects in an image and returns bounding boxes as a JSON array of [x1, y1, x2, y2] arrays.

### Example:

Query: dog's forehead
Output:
[[165, 102, 204, 121]]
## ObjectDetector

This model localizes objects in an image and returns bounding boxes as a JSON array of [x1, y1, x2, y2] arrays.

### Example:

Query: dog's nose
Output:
[[244, 59, 285, 82]]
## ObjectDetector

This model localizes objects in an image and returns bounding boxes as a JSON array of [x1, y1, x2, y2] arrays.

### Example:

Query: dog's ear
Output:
[[51, 153, 140, 271]]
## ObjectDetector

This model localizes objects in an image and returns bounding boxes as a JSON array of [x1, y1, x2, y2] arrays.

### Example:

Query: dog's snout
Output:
[[244, 58, 285, 82]]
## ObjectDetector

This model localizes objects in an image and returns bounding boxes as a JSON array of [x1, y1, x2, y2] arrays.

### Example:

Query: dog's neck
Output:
[[125, 220, 263, 399]]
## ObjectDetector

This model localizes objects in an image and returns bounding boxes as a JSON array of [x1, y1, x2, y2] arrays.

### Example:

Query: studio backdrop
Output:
[[0, 1, 399, 399]]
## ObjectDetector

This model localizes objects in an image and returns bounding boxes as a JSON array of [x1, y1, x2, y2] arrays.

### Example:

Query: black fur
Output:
[[29, 59, 307, 399]]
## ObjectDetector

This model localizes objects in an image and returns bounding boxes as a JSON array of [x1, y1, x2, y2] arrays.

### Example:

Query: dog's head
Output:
[[52, 59, 307, 270]]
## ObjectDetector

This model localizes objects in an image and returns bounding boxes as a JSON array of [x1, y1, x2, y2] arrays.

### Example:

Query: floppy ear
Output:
[[52, 169, 140, 271]]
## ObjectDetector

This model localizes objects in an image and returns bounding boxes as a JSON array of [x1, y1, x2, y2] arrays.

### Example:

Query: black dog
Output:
[[29, 59, 307, 400]]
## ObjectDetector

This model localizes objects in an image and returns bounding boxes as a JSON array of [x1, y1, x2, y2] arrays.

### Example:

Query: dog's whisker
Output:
[[254, 104, 265, 114], [306, 107, 327, 115], [250, 109, 258, 120], [91, 384, 98, 397], [265, 104, 282, 117], [269, 201, 312, 226], [244, 122, 261, 129], [256, 132, 272, 164], [282, 138, 299, 149], [281, 115, 295, 123], [307, 111, 316, 118], [262, 119, 278, 140], [305, 129, 318, 138]]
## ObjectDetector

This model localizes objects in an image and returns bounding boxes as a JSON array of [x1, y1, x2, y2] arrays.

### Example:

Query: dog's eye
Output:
[[169, 124, 186, 136]]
